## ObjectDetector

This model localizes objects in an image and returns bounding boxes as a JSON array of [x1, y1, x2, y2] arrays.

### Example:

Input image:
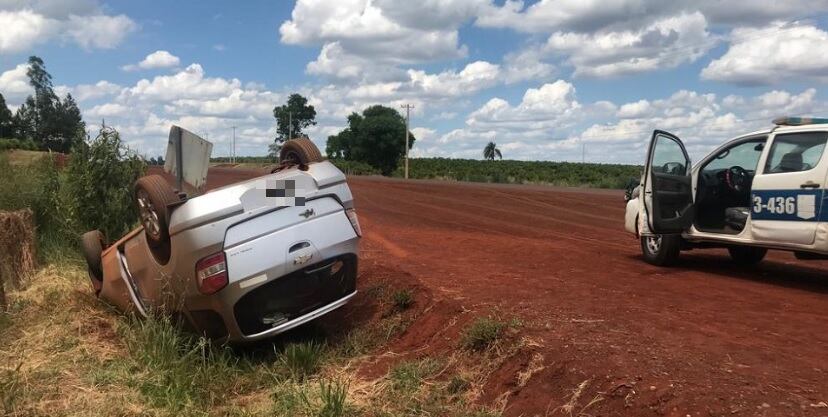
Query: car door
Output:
[[643, 130, 694, 234], [750, 131, 828, 245]]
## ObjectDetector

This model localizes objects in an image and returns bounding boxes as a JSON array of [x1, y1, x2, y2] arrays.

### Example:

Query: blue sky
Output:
[[2, 0, 828, 163]]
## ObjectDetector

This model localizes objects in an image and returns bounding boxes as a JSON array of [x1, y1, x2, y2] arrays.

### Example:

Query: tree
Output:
[[483, 142, 502, 161], [0, 93, 12, 138], [326, 105, 415, 175], [50, 93, 85, 152], [13, 98, 37, 140], [14, 56, 86, 152], [269, 93, 316, 156]]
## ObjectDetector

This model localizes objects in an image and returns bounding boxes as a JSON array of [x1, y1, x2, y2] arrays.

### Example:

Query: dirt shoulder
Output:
[[346, 175, 828, 416]]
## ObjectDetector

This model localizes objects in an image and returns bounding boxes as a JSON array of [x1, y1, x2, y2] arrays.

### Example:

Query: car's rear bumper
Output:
[[185, 248, 359, 342], [240, 290, 356, 342]]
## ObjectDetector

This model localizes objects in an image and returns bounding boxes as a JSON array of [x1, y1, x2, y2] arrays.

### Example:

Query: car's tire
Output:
[[280, 137, 324, 166], [134, 175, 179, 248], [81, 230, 105, 294], [640, 234, 682, 266], [728, 246, 766, 265]]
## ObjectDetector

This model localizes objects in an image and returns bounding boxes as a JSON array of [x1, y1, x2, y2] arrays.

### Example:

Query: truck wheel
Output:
[[81, 230, 105, 294], [640, 234, 681, 266], [134, 175, 178, 248], [280, 137, 323, 166], [728, 246, 766, 265]]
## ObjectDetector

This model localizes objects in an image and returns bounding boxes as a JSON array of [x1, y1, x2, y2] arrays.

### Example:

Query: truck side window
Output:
[[764, 132, 828, 174]]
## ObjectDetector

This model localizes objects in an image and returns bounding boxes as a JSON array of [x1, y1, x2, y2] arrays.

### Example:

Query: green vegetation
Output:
[[0, 56, 86, 153], [211, 155, 639, 189], [65, 125, 146, 240], [462, 317, 508, 351], [326, 105, 416, 175], [390, 288, 414, 312], [329, 159, 380, 176], [389, 358, 443, 392], [0, 126, 144, 260], [112, 314, 253, 411], [0, 262, 508, 416], [0, 138, 38, 151], [393, 157, 641, 189], [483, 142, 502, 161], [269, 93, 318, 157], [279, 341, 326, 381]]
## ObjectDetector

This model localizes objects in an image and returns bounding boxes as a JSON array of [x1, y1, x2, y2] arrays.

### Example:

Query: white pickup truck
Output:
[[625, 117, 828, 265]]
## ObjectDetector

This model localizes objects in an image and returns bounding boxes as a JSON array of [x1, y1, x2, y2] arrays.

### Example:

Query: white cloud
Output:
[[0, 63, 33, 105], [71, 63, 288, 158], [86, 103, 130, 118], [702, 22, 828, 85], [122, 50, 181, 72], [414, 79, 828, 163], [476, 0, 828, 33], [63, 13, 136, 50], [502, 47, 556, 84], [283, 0, 480, 82], [408, 61, 501, 98], [467, 80, 582, 128], [546, 12, 714, 78], [0, 9, 54, 53], [120, 64, 242, 102], [0, 2, 136, 52], [69, 81, 121, 101], [617, 100, 652, 119], [141, 50, 180, 69]]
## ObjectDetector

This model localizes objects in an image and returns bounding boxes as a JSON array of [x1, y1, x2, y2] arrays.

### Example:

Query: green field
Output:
[[211, 157, 642, 189]]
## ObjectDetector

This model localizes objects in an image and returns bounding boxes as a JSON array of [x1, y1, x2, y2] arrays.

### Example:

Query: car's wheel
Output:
[[280, 137, 324, 166], [81, 230, 105, 294], [134, 175, 179, 248], [640, 234, 681, 266], [728, 246, 766, 265]]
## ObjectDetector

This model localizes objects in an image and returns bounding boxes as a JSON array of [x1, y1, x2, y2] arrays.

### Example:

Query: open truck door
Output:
[[643, 130, 694, 234]]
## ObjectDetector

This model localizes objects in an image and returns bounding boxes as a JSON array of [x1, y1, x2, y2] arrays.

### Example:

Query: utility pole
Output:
[[400, 104, 414, 179], [231, 126, 236, 163], [582, 142, 585, 163]]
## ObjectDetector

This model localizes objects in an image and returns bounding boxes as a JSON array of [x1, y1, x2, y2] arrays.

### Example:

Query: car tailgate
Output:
[[223, 197, 356, 283]]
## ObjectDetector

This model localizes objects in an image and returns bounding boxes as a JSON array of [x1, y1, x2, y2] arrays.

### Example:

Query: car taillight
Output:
[[195, 252, 228, 294], [345, 208, 362, 237]]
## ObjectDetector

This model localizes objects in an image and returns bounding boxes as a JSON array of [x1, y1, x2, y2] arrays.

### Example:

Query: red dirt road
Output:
[[208, 167, 828, 416]]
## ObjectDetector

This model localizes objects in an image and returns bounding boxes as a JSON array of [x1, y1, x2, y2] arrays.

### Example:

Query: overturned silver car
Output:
[[81, 126, 361, 342]]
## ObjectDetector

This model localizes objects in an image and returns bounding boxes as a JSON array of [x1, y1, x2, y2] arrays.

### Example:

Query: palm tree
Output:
[[483, 141, 502, 161]]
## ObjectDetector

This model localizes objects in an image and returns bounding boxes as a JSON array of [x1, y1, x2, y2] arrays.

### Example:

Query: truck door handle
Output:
[[800, 181, 820, 189]]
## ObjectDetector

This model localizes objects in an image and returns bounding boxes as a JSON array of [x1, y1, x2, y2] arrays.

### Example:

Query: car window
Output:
[[764, 132, 828, 174], [704, 138, 766, 172], [651, 134, 687, 175]]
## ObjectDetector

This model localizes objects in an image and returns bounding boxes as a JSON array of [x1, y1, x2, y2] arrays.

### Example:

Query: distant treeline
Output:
[[211, 156, 641, 189]]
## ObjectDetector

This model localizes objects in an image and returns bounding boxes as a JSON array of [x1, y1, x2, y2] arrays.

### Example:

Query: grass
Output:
[[0, 260, 511, 417], [462, 317, 508, 351], [390, 288, 413, 312], [279, 341, 326, 381], [389, 358, 444, 392], [1, 362, 23, 414]]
